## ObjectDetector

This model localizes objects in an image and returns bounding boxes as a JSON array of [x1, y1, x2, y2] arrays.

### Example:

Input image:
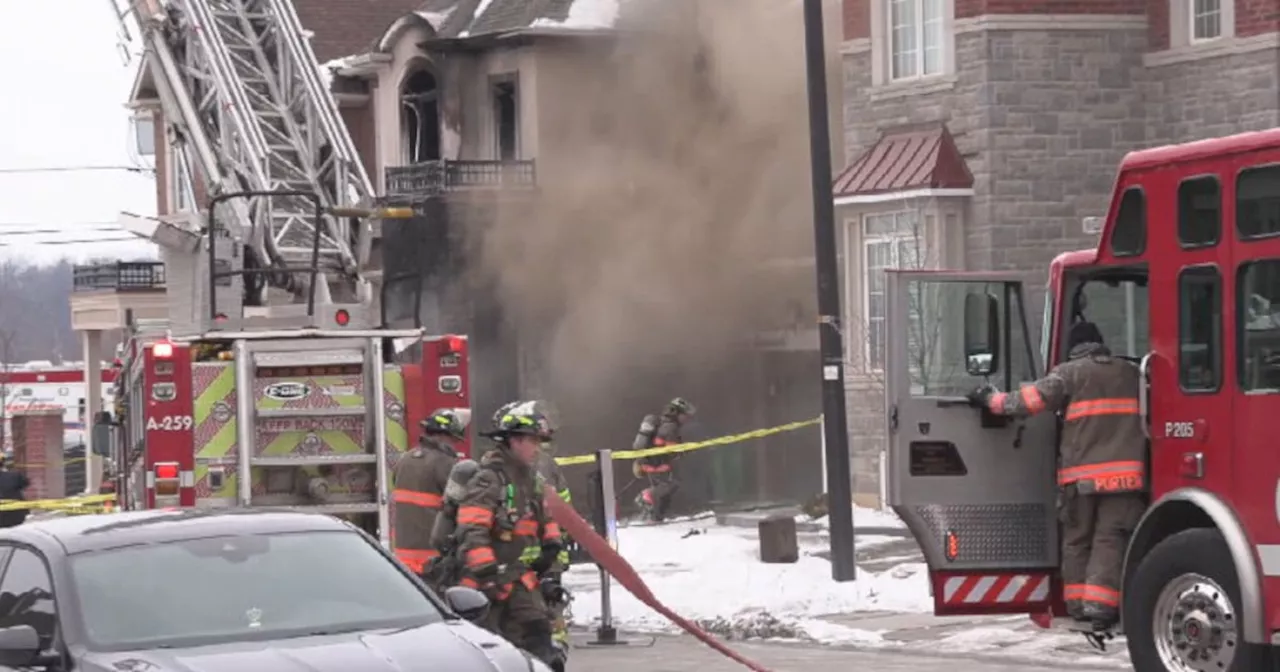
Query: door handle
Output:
[[1138, 352, 1153, 440]]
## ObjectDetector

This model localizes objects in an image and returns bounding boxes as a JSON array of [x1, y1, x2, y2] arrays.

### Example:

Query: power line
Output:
[[0, 166, 154, 176], [0, 222, 119, 229]]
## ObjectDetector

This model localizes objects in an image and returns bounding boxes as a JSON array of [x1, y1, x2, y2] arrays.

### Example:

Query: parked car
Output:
[[0, 509, 550, 671]]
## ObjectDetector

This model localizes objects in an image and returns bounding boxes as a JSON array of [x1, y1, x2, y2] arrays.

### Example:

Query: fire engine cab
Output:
[[885, 127, 1280, 671]]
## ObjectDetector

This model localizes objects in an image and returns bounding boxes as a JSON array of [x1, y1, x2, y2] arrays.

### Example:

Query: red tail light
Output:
[[154, 462, 181, 497], [335, 309, 351, 326], [442, 335, 465, 354]]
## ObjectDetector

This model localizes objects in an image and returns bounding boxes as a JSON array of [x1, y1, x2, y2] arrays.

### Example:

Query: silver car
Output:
[[0, 509, 551, 671]]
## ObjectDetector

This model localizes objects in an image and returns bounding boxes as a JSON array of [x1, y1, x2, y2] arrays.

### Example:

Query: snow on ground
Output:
[[803, 505, 905, 530], [930, 623, 1130, 668], [564, 513, 929, 642]]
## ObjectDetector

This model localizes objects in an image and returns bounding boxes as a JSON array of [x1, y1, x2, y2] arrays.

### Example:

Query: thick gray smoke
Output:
[[474, 0, 822, 421]]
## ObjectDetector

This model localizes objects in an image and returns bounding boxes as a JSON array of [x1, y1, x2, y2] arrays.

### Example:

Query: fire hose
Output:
[[541, 483, 776, 672]]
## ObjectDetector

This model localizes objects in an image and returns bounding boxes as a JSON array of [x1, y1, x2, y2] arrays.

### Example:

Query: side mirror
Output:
[[443, 586, 490, 623], [91, 412, 113, 457], [0, 625, 41, 667], [963, 292, 1001, 377]]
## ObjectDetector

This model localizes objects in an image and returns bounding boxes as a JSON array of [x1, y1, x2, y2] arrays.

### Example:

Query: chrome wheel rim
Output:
[[1152, 572, 1237, 671]]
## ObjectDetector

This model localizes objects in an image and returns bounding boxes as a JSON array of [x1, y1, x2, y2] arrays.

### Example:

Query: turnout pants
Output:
[[483, 580, 554, 655], [1060, 489, 1145, 617], [640, 469, 678, 520]]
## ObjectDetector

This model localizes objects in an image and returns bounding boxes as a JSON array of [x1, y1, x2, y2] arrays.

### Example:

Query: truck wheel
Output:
[[1125, 528, 1271, 671]]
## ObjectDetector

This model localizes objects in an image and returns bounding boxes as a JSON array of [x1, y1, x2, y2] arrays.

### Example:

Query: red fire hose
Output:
[[543, 485, 776, 672]]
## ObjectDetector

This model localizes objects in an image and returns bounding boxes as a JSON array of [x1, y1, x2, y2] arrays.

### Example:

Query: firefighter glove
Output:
[[530, 544, 561, 575], [965, 384, 996, 409], [540, 576, 568, 605]]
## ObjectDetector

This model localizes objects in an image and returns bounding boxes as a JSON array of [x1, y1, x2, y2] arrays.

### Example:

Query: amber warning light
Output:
[[945, 530, 960, 562]]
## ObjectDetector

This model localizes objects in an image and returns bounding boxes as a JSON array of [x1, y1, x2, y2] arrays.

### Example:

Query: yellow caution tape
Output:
[[554, 416, 822, 467], [0, 494, 117, 512]]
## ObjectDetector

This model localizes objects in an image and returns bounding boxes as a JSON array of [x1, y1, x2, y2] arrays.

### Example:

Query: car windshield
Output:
[[69, 530, 444, 650]]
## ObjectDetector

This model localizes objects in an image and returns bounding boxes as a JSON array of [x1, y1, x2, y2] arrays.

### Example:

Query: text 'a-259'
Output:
[[147, 415, 194, 431]]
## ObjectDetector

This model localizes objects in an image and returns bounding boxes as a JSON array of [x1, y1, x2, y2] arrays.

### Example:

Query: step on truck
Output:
[[885, 127, 1280, 671]]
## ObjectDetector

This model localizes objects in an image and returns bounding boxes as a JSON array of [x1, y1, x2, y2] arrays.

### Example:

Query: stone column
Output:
[[81, 330, 104, 494]]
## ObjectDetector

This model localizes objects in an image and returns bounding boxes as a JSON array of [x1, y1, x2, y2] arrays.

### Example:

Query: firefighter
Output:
[[966, 321, 1145, 631], [455, 408, 564, 670], [633, 397, 696, 522], [390, 408, 468, 576], [525, 401, 574, 654]]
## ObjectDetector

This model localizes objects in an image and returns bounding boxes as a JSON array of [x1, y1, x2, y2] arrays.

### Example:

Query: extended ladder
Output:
[[106, 0, 376, 308]]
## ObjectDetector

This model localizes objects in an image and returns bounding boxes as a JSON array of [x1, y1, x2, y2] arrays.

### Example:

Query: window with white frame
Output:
[[890, 0, 945, 81], [864, 211, 925, 370], [1191, 0, 1223, 41]]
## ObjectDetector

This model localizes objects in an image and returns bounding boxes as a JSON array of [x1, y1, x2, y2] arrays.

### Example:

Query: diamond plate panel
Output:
[[913, 503, 1050, 565]]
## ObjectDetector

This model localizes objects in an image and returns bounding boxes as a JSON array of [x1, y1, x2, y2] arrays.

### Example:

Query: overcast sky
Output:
[[0, 2, 157, 264]]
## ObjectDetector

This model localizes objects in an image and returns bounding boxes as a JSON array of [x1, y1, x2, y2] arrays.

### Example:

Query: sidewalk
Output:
[[568, 631, 1125, 671]]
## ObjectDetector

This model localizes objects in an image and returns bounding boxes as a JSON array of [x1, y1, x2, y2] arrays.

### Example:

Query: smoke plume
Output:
[[474, 0, 822, 420]]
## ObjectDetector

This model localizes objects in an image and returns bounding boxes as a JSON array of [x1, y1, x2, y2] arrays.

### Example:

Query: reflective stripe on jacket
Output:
[[988, 342, 1146, 494], [455, 450, 562, 592], [391, 438, 458, 572]]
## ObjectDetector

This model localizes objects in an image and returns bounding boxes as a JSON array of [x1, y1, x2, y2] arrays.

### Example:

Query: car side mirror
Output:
[[964, 292, 1001, 377], [444, 586, 490, 623], [0, 625, 41, 667]]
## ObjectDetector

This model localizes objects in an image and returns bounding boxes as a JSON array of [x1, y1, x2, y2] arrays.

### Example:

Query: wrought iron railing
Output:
[[72, 262, 166, 292], [384, 159, 537, 200]]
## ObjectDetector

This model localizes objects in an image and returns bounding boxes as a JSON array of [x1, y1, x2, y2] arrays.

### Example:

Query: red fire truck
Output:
[[884, 127, 1280, 670], [106, 318, 471, 541]]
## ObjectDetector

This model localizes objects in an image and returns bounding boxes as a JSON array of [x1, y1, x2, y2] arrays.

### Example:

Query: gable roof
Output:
[[402, 0, 621, 41], [295, 0, 428, 62], [833, 124, 973, 198]]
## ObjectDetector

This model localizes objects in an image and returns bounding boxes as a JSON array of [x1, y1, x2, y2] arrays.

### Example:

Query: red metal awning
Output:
[[833, 124, 973, 199]]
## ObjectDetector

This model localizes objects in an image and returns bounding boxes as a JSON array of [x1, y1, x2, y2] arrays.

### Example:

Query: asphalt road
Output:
[[568, 634, 1124, 672]]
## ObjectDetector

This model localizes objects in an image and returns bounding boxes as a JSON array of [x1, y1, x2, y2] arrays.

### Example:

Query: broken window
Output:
[[492, 77, 519, 161], [400, 69, 440, 164]]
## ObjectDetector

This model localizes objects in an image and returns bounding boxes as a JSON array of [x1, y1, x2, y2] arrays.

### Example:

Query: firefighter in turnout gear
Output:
[[456, 408, 565, 670], [634, 397, 696, 522], [391, 408, 468, 576], [967, 321, 1145, 630]]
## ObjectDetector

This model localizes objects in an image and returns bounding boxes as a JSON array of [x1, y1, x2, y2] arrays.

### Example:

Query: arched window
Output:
[[400, 68, 440, 164]]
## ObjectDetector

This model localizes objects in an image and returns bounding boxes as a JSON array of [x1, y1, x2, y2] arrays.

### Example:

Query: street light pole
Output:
[[802, 0, 856, 582]]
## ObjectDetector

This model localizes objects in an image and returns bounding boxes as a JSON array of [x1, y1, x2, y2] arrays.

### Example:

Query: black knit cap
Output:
[[1067, 321, 1105, 350]]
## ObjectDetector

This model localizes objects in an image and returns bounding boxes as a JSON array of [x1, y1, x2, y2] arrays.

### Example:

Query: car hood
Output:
[[79, 620, 541, 672]]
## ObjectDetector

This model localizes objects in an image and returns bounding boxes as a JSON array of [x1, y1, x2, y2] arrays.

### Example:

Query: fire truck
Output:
[[884, 127, 1280, 670], [99, 0, 473, 543]]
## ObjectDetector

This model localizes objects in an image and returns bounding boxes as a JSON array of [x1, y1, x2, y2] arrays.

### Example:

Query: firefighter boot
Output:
[[1080, 602, 1119, 631]]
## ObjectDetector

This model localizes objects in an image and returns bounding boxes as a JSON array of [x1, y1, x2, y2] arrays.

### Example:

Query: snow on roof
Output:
[[457, 0, 498, 38], [530, 0, 621, 31]]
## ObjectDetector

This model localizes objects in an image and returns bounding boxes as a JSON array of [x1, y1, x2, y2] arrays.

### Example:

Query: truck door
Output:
[[885, 270, 1060, 616]]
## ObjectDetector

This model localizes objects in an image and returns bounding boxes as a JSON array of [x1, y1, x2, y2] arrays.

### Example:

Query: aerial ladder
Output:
[[102, 0, 430, 539]]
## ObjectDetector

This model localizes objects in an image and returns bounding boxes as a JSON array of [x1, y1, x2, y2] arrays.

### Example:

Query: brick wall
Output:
[[1238, 0, 1280, 37], [844, 0, 869, 39], [11, 411, 65, 501], [339, 101, 379, 188]]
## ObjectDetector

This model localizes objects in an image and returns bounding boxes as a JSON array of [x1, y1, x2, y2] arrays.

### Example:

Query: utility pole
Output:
[[802, 0, 856, 582]]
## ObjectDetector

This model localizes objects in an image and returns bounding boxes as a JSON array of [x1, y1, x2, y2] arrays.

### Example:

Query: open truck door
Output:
[[885, 270, 1061, 616]]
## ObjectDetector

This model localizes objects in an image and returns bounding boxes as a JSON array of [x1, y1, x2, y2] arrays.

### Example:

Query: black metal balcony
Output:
[[384, 159, 537, 200], [72, 262, 166, 292]]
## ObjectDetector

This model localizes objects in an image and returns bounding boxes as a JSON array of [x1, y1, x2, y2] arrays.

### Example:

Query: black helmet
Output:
[[421, 408, 468, 440], [667, 397, 696, 416], [492, 400, 523, 429], [481, 409, 547, 441]]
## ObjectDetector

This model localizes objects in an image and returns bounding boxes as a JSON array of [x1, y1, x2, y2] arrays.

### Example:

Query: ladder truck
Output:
[[99, 0, 472, 544]]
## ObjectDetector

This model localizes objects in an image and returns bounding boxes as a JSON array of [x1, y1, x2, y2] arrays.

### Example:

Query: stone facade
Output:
[[837, 0, 1280, 502]]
